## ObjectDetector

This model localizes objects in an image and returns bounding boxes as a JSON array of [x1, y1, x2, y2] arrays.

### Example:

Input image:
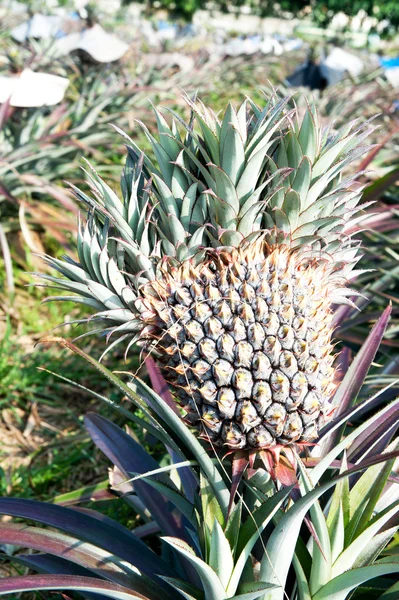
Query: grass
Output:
[[0, 320, 96, 494], [0, 279, 143, 496]]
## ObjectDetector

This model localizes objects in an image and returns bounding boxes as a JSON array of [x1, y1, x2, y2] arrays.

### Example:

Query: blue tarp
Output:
[[380, 57, 399, 69]]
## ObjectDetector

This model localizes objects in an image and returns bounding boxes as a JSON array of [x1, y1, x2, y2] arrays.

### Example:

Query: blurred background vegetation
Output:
[[1, 0, 399, 589]]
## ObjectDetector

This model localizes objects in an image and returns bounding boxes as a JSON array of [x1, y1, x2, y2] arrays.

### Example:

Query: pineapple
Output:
[[41, 93, 371, 451]]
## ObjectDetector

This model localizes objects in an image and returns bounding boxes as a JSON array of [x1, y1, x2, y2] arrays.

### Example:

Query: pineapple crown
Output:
[[39, 92, 373, 354]]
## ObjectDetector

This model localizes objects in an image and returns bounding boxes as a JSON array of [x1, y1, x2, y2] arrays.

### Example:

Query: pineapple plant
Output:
[[40, 92, 372, 456]]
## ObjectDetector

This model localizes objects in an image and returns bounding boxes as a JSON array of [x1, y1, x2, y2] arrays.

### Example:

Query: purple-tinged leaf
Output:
[[228, 452, 249, 517], [348, 402, 399, 463], [0, 522, 166, 600], [338, 329, 399, 349], [313, 394, 399, 487], [85, 423, 202, 599], [84, 413, 191, 541], [303, 515, 327, 560], [146, 358, 197, 503], [375, 207, 399, 232], [318, 388, 399, 449], [145, 357, 179, 415], [335, 305, 392, 413], [302, 457, 355, 470], [336, 450, 399, 475], [72, 505, 147, 539], [0, 498, 175, 582], [134, 522, 160, 538], [322, 306, 391, 454], [11, 554, 108, 600], [0, 523, 131, 585], [0, 574, 152, 598], [334, 347, 351, 386], [168, 447, 198, 505]]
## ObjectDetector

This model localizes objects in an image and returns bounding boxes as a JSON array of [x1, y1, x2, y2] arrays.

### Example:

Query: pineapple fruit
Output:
[[41, 93, 371, 452]]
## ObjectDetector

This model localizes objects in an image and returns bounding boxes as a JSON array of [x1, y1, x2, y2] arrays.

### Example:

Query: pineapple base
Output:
[[140, 243, 337, 450]]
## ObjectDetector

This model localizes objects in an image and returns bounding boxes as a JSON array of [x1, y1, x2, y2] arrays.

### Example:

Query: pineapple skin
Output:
[[140, 243, 336, 450]]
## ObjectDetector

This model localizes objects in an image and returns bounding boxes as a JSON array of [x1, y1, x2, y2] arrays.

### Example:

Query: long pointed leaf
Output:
[[260, 455, 399, 600], [0, 575, 152, 599], [10, 554, 107, 600], [312, 397, 399, 485], [0, 522, 164, 599], [312, 562, 399, 600], [332, 502, 399, 577], [162, 537, 227, 600], [227, 488, 291, 596], [326, 305, 392, 454], [0, 498, 175, 583], [84, 413, 190, 541]]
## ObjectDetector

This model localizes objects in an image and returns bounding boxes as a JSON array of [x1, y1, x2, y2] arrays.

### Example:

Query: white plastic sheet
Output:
[[11, 13, 64, 42], [54, 24, 128, 63], [0, 69, 69, 107], [320, 47, 364, 86]]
